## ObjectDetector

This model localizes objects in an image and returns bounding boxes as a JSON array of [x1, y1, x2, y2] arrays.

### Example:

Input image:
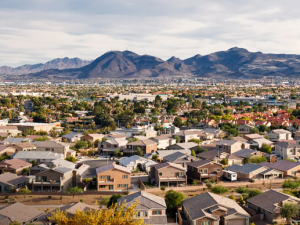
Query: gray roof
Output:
[[247, 189, 300, 213], [62, 132, 83, 139], [117, 191, 166, 209], [182, 192, 249, 221], [226, 163, 264, 174], [150, 162, 185, 171], [13, 151, 63, 160], [197, 150, 220, 160], [216, 140, 240, 146], [33, 141, 69, 148], [187, 159, 216, 168], [96, 163, 131, 174], [259, 160, 300, 171], [168, 142, 198, 150], [53, 167, 73, 174], [0, 172, 30, 186], [4, 137, 29, 144], [163, 152, 186, 162], [0, 202, 43, 223], [119, 155, 146, 166], [232, 149, 259, 158]]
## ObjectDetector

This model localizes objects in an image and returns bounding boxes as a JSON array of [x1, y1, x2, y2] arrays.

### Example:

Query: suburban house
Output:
[[0, 159, 32, 175], [274, 140, 300, 160], [259, 160, 300, 176], [144, 129, 158, 138], [118, 155, 157, 173], [197, 149, 244, 166], [31, 167, 74, 191], [45, 202, 98, 223], [216, 140, 250, 154], [202, 128, 226, 138], [0, 126, 21, 136], [0, 172, 30, 192], [232, 149, 266, 161], [62, 132, 84, 143], [96, 163, 131, 191], [13, 151, 64, 164], [247, 190, 300, 223], [98, 137, 128, 156], [163, 151, 198, 168], [179, 192, 250, 225], [226, 163, 283, 181], [117, 191, 167, 225], [187, 160, 222, 182], [0, 145, 17, 156], [248, 138, 273, 150], [172, 130, 211, 143], [12, 142, 37, 152], [268, 129, 292, 142], [238, 124, 255, 134], [243, 133, 264, 141], [33, 141, 75, 157], [81, 133, 105, 142], [167, 142, 198, 151], [150, 134, 176, 150], [3, 137, 30, 145], [0, 202, 44, 224], [149, 162, 187, 188], [125, 139, 157, 155]]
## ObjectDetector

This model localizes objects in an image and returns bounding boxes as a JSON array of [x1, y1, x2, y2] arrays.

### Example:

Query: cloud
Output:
[[1, 0, 300, 67]]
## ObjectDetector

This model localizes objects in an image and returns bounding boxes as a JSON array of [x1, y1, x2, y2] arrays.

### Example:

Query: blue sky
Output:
[[0, 0, 300, 67]]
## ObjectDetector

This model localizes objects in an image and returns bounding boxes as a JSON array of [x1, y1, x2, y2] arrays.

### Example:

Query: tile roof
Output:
[[0, 202, 43, 223], [0, 158, 32, 170], [259, 160, 300, 171], [247, 189, 300, 213], [96, 163, 131, 174], [226, 163, 264, 174], [0, 172, 30, 185], [182, 192, 249, 221]]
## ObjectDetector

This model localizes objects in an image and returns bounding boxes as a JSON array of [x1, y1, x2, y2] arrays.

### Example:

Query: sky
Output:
[[0, 0, 300, 67]]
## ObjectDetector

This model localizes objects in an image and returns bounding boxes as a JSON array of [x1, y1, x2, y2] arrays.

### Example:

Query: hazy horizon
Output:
[[1, 0, 300, 67]]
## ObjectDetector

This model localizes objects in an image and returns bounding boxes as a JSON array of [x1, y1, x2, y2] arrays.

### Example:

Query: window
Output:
[[153, 211, 161, 215], [217, 169, 221, 172], [26, 159, 29, 162], [159, 173, 162, 176], [100, 185, 105, 188], [123, 175, 128, 179], [109, 185, 113, 190], [100, 176, 105, 179], [52, 148, 54, 151], [144, 211, 148, 217], [203, 169, 208, 174], [124, 184, 128, 188], [107, 176, 111, 180], [118, 184, 123, 188], [137, 212, 140, 217], [4, 186, 9, 192], [46, 148, 50, 151], [202, 221, 210, 225], [181, 172, 185, 176], [199, 169, 203, 173]]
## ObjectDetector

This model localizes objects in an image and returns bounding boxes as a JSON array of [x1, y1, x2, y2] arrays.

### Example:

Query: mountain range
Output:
[[2, 47, 300, 79], [0, 57, 91, 75]]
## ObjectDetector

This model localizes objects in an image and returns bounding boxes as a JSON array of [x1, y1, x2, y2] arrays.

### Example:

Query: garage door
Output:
[[227, 219, 246, 225]]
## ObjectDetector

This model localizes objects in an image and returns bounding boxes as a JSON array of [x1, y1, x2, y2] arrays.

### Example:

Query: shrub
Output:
[[210, 185, 229, 194], [220, 158, 228, 165], [4, 199, 9, 203], [236, 186, 248, 194], [192, 180, 199, 186], [161, 186, 166, 191], [48, 196, 52, 199], [239, 196, 244, 205], [80, 199, 83, 202], [247, 189, 262, 198], [229, 194, 236, 202], [4, 195, 8, 199], [124, 190, 129, 195], [249, 179, 255, 183], [206, 183, 212, 189], [282, 179, 300, 189]]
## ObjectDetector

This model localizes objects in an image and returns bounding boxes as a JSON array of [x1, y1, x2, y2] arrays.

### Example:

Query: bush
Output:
[[249, 179, 255, 183], [48, 196, 52, 199], [239, 196, 245, 205], [247, 189, 262, 198], [220, 158, 228, 165], [124, 190, 129, 195], [210, 185, 229, 194], [206, 183, 212, 189], [192, 180, 199, 186], [4, 199, 9, 203], [229, 194, 236, 202], [282, 179, 300, 189], [161, 186, 166, 191], [236, 186, 248, 194], [80, 199, 83, 202]]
